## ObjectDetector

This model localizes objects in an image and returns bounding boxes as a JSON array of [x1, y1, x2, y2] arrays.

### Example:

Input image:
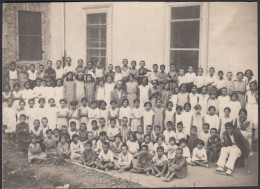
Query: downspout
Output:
[[63, 2, 66, 67]]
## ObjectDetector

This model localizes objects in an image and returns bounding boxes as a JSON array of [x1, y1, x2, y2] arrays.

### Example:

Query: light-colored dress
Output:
[[153, 107, 164, 131], [188, 93, 199, 112], [45, 87, 56, 103], [3, 106, 17, 133], [119, 106, 132, 120], [164, 109, 175, 126], [87, 108, 100, 131], [138, 85, 150, 106], [26, 107, 38, 131], [177, 92, 188, 108], [84, 82, 95, 105], [36, 106, 48, 124], [99, 109, 109, 122], [56, 107, 69, 129], [232, 80, 246, 108], [63, 80, 76, 106], [21, 89, 35, 105], [246, 91, 258, 127], [54, 86, 64, 107], [219, 116, 233, 140], [161, 90, 172, 107], [2, 91, 12, 108], [96, 86, 105, 101], [75, 80, 85, 107], [28, 143, 46, 163], [207, 98, 219, 114], [149, 87, 161, 108], [204, 114, 220, 131], [218, 96, 231, 118], [131, 106, 143, 132], [198, 94, 209, 116], [192, 113, 204, 134], [182, 111, 193, 135], [69, 109, 80, 130], [126, 81, 138, 108], [104, 82, 115, 106], [143, 110, 155, 134], [228, 101, 241, 120], [47, 106, 58, 130], [79, 106, 88, 125]]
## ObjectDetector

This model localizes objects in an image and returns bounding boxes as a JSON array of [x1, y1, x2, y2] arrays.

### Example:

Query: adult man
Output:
[[110, 80, 127, 108], [55, 60, 65, 79]]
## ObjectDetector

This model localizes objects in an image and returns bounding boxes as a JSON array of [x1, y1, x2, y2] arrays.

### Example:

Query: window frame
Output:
[[83, 4, 113, 70], [164, 2, 209, 72]]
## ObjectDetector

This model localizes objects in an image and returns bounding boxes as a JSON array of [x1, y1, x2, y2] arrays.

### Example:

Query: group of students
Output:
[[2, 58, 258, 181]]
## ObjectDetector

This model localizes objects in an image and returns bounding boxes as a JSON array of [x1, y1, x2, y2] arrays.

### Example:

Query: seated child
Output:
[[207, 128, 221, 163], [153, 135, 167, 154], [96, 131, 109, 153], [87, 131, 97, 150], [107, 119, 120, 142], [91, 120, 100, 141], [110, 134, 123, 159], [161, 148, 187, 182], [127, 132, 140, 158], [192, 140, 208, 167], [68, 121, 79, 141], [179, 138, 191, 164], [57, 134, 70, 158], [16, 114, 31, 154], [41, 117, 49, 140], [163, 121, 176, 145], [199, 123, 211, 148], [188, 126, 199, 155], [79, 123, 88, 145], [142, 134, 154, 156], [167, 137, 178, 161], [60, 125, 70, 143], [44, 129, 59, 157], [52, 128, 60, 145], [31, 119, 43, 147], [81, 141, 97, 167], [70, 134, 84, 160], [136, 125, 145, 149], [120, 117, 130, 143], [98, 117, 108, 134], [28, 134, 47, 163], [114, 144, 133, 173], [151, 146, 168, 177], [131, 144, 152, 175], [145, 125, 153, 137], [151, 126, 162, 144], [175, 122, 187, 145], [96, 142, 114, 171]]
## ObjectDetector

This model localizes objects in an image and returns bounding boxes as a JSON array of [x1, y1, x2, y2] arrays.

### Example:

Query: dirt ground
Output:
[[2, 133, 258, 188]]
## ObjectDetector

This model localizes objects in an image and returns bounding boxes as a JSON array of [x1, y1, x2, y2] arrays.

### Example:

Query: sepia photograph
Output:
[[2, 1, 258, 188]]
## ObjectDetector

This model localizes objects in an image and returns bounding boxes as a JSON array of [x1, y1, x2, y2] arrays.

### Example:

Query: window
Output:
[[18, 10, 42, 61], [170, 5, 200, 72], [87, 13, 106, 68]]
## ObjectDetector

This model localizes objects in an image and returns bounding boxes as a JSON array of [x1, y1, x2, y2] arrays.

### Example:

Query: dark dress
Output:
[[168, 156, 188, 178], [16, 122, 31, 152]]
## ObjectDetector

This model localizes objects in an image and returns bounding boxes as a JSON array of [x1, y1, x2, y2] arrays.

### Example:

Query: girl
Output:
[[22, 81, 35, 105], [119, 99, 132, 126], [126, 74, 139, 108], [16, 100, 27, 123], [182, 103, 193, 137], [114, 66, 123, 83], [167, 63, 178, 91], [85, 61, 95, 79], [79, 98, 88, 126], [204, 106, 220, 132], [126, 132, 140, 158], [169, 86, 179, 106], [37, 98, 48, 123], [130, 99, 143, 132], [75, 59, 86, 74], [45, 80, 55, 104], [232, 72, 246, 108], [142, 102, 155, 134], [104, 75, 115, 107], [138, 77, 150, 107], [218, 87, 231, 118], [228, 93, 241, 120], [245, 69, 257, 91], [16, 114, 30, 153], [19, 66, 29, 90], [177, 68, 186, 86], [149, 80, 161, 108], [70, 134, 84, 160], [99, 100, 109, 122], [108, 100, 119, 126], [44, 129, 59, 157], [28, 134, 47, 163], [95, 61, 104, 84], [56, 99, 70, 129], [87, 101, 100, 131], [96, 79, 106, 103], [188, 85, 199, 113], [177, 84, 188, 108], [137, 60, 150, 85], [173, 106, 184, 129], [246, 81, 258, 131], [57, 135, 70, 158], [191, 105, 204, 135], [199, 86, 209, 116], [167, 137, 178, 160], [69, 101, 80, 130], [54, 79, 64, 108], [26, 99, 38, 132], [164, 102, 175, 128], [161, 82, 172, 107], [75, 73, 85, 107], [153, 135, 167, 154], [207, 92, 219, 115], [153, 99, 164, 131], [63, 72, 76, 107], [157, 65, 168, 91], [121, 59, 131, 84], [84, 74, 95, 106], [219, 107, 233, 140], [47, 98, 58, 130], [2, 83, 12, 108]]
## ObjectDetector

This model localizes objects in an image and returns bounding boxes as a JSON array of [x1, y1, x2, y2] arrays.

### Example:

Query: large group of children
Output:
[[2, 57, 258, 181]]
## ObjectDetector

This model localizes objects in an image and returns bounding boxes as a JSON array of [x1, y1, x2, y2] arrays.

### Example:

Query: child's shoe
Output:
[[155, 173, 161, 177], [226, 169, 232, 175], [204, 164, 209, 168], [216, 166, 224, 172]]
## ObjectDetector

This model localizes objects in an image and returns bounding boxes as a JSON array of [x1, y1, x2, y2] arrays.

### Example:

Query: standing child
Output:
[[28, 134, 47, 163], [37, 64, 45, 79], [188, 126, 199, 155], [218, 87, 231, 118], [161, 83, 172, 107], [163, 121, 176, 145], [47, 98, 58, 130], [149, 80, 161, 108], [120, 117, 130, 143], [161, 148, 187, 182], [199, 123, 211, 149], [33, 78, 44, 103], [164, 102, 175, 128], [175, 122, 187, 145], [136, 125, 145, 148], [226, 72, 234, 96], [16, 114, 31, 153], [3, 98, 17, 147], [228, 93, 241, 120], [16, 100, 28, 124], [96, 142, 114, 171], [57, 135, 70, 159], [157, 65, 167, 91], [179, 138, 191, 164], [84, 74, 95, 106], [41, 118, 49, 140], [75, 73, 85, 107], [194, 68, 205, 93], [167, 63, 178, 91], [8, 61, 19, 91], [114, 66, 123, 83], [169, 86, 179, 107], [44, 129, 59, 157], [79, 123, 88, 145], [142, 134, 154, 156], [2, 84, 12, 108], [177, 84, 189, 108], [167, 137, 178, 160], [81, 141, 97, 167], [104, 75, 115, 106], [87, 131, 97, 150], [182, 103, 193, 138], [108, 100, 119, 125], [68, 101, 80, 130], [45, 80, 55, 103], [126, 74, 139, 108], [107, 119, 120, 142], [207, 92, 219, 114], [56, 99, 69, 129], [219, 107, 234, 139], [177, 69, 186, 87], [127, 132, 140, 158], [27, 64, 37, 89], [90, 120, 100, 141], [79, 98, 88, 126], [121, 59, 131, 84], [151, 146, 168, 177], [138, 77, 150, 106], [87, 101, 100, 131], [204, 106, 220, 132], [207, 128, 221, 163], [114, 144, 133, 173], [131, 99, 143, 132], [192, 140, 208, 167], [246, 81, 258, 132], [198, 86, 209, 116], [105, 64, 115, 81], [68, 121, 79, 140], [22, 81, 35, 104], [173, 106, 184, 130], [70, 134, 84, 160], [185, 66, 196, 93], [63, 72, 76, 107], [153, 99, 164, 131], [215, 71, 227, 96], [205, 67, 217, 86], [31, 119, 43, 147], [137, 60, 150, 85], [96, 80, 106, 104], [19, 66, 29, 90], [142, 102, 155, 134], [119, 99, 132, 126], [25, 99, 37, 131], [130, 60, 138, 78], [191, 105, 204, 135], [110, 134, 123, 159], [99, 101, 109, 123], [188, 85, 199, 113], [54, 79, 64, 108], [151, 126, 162, 144], [95, 61, 104, 84]]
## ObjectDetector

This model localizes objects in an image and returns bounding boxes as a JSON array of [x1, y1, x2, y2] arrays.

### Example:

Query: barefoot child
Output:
[[207, 128, 221, 163], [70, 134, 84, 160], [150, 146, 168, 177], [114, 144, 133, 172], [44, 129, 59, 157], [81, 141, 97, 167], [127, 132, 140, 158], [96, 142, 114, 171], [192, 140, 208, 167], [16, 114, 31, 154], [28, 134, 47, 163], [110, 134, 123, 159], [57, 135, 70, 158]]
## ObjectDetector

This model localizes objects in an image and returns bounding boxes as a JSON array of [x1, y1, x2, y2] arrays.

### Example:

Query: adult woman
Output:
[[244, 69, 257, 91], [232, 72, 246, 108]]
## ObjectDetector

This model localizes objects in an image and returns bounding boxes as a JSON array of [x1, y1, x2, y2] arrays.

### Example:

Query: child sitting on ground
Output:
[[151, 125, 162, 144], [81, 141, 97, 167], [127, 132, 140, 158], [192, 140, 208, 167], [96, 142, 114, 171], [107, 119, 120, 142], [114, 144, 133, 173], [131, 144, 152, 175], [57, 135, 70, 159], [151, 146, 168, 177], [153, 135, 167, 154], [179, 138, 191, 164], [52, 128, 60, 145], [70, 134, 84, 160], [28, 134, 47, 163], [110, 134, 123, 159], [188, 126, 199, 155], [142, 134, 154, 156], [161, 147, 187, 182], [44, 129, 59, 157], [207, 128, 221, 163], [167, 137, 178, 161], [96, 131, 109, 153]]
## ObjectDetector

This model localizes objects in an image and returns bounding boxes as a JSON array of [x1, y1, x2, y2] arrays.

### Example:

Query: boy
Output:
[[179, 138, 191, 164], [81, 141, 97, 167], [218, 87, 230, 118], [192, 140, 208, 167], [194, 68, 205, 93], [27, 64, 37, 89], [151, 125, 161, 144], [131, 145, 152, 175], [105, 64, 115, 80], [188, 126, 199, 154], [68, 121, 79, 141], [90, 120, 100, 141], [145, 125, 153, 137], [96, 131, 109, 153], [55, 60, 65, 79], [185, 65, 196, 93], [8, 61, 19, 90], [226, 72, 233, 95], [163, 121, 176, 145], [37, 64, 45, 79], [177, 68, 186, 86], [114, 144, 133, 173], [199, 123, 211, 148], [110, 134, 123, 159], [208, 128, 221, 163], [142, 134, 154, 156], [107, 119, 120, 142], [16, 114, 31, 154], [28, 134, 47, 163], [175, 122, 186, 145], [120, 117, 130, 143], [19, 65, 29, 90], [44, 60, 56, 83], [79, 123, 88, 145], [148, 64, 159, 83], [87, 131, 97, 150], [157, 65, 167, 91], [215, 71, 227, 96], [96, 142, 114, 171], [161, 148, 187, 182], [205, 67, 217, 86], [60, 125, 70, 143], [64, 57, 75, 74], [98, 118, 107, 134], [150, 146, 168, 177]]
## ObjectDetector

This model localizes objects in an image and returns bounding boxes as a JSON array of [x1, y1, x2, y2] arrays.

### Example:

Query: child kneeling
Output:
[[114, 144, 133, 172], [96, 142, 114, 171], [161, 148, 187, 182]]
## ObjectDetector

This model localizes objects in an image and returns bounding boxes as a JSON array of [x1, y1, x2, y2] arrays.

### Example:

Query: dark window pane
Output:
[[101, 27, 106, 41], [170, 21, 199, 48], [171, 6, 200, 20], [101, 49, 106, 56], [19, 36, 42, 61], [87, 27, 99, 41], [101, 14, 106, 24], [18, 11, 41, 35], [87, 13, 106, 25], [87, 49, 99, 57], [170, 50, 199, 72]]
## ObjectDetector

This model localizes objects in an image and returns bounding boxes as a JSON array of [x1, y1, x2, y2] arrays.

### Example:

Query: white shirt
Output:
[[178, 75, 186, 86], [194, 75, 205, 88], [55, 68, 64, 79], [204, 115, 220, 131], [152, 154, 168, 166], [148, 71, 159, 81], [64, 65, 75, 74], [143, 110, 155, 131], [205, 75, 217, 86], [153, 142, 167, 153], [118, 152, 133, 166], [199, 132, 211, 148], [98, 150, 114, 162], [175, 130, 187, 143], [27, 70, 37, 80], [126, 141, 140, 153], [185, 73, 196, 83], [163, 130, 176, 145], [107, 126, 120, 138], [215, 78, 227, 89], [192, 147, 207, 161], [9, 69, 18, 80]]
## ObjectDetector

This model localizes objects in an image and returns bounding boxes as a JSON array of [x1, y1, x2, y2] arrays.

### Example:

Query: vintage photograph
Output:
[[2, 2, 258, 188]]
